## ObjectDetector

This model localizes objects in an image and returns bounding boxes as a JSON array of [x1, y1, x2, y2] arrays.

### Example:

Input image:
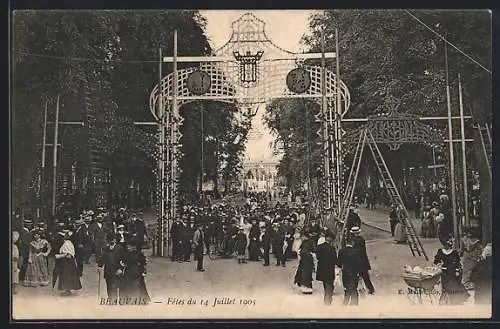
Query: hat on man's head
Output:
[[350, 226, 361, 234], [62, 229, 73, 237], [117, 224, 125, 230]]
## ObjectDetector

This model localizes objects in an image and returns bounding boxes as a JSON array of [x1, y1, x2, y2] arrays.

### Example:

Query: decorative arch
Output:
[[148, 12, 352, 256], [342, 112, 447, 153]]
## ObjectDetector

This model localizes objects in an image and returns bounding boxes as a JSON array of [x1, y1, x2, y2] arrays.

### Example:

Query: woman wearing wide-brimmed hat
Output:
[[55, 230, 82, 295], [23, 228, 51, 287]]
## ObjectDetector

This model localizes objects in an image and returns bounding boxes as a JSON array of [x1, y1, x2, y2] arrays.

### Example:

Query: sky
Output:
[[200, 10, 316, 52], [199, 10, 317, 162]]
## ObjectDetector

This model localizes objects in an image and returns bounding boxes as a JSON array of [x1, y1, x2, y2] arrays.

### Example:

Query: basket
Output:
[[402, 272, 441, 291]]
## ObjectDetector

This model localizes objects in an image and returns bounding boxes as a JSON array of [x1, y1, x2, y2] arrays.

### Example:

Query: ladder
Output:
[[366, 130, 428, 261], [477, 123, 492, 180], [338, 130, 367, 247]]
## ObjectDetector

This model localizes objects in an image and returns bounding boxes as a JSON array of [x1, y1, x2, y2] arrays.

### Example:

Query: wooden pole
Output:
[[458, 73, 470, 228], [200, 103, 204, 193], [51, 95, 60, 217], [158, 47, 165, 257], [170, 29, 178, 256], [39, 98, 48, 221], [320, 28, 331, 224], [444, 44, 459, 248], [335, 27, 342, 216]]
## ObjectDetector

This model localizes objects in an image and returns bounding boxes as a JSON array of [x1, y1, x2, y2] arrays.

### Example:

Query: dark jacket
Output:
[[316, 241, 337, 282], [261, 231, 273, 250], [337, 245, 363, 289], [98, 244, 126, 280], [170, 221, 183, 241], [351, 235, 371, 271]]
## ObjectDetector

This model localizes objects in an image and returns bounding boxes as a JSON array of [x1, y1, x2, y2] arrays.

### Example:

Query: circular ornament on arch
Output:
[[286, 68, 312, 94], [187, 70, 212, 95]]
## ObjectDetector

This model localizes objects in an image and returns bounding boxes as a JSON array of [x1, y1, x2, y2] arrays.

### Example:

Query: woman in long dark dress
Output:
[[248, 222, 261, 261], [433, 237, 469, 305], [55, 231, 82, 295], [122, 238, 150, 303], [295, 232, 314, 294], [235, 226, 247, 264]]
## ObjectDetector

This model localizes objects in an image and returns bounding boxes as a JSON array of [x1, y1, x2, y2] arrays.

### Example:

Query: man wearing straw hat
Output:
[[349, 226, 375, 295], [337, 234, 362, 306]]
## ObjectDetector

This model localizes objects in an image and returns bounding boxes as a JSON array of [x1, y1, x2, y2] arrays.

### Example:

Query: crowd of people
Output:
[[11, 187, 491, 308], [11, 207, 151, 303], [170, 194, 375, 306]]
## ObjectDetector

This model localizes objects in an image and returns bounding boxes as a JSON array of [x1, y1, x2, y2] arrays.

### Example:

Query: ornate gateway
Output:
[[149, 13, 351, 256]]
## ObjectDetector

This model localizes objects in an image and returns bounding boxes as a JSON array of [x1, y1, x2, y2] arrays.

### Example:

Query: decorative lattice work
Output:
[[148, 12, 352, 254], [342, 112, 446, 154]]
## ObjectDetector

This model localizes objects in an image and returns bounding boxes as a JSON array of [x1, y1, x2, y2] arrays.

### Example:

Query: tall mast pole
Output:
[[445, 44, 459, 248], [39, 98, 48, 221], [200, 103, 204, 194], [321, 28, 331, 225], [51, 95, 60, 218], [170, 29, 179, 257], [158, 47, 165, 257], [458, 73, 469, 228], [335, 27, 342, 216]]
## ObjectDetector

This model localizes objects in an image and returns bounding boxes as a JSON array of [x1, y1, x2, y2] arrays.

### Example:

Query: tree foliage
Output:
[[12, 10, 249, 212], [302, 10, 491, 121], [266, 10, 491, 193], [264, 99, 321, 192]]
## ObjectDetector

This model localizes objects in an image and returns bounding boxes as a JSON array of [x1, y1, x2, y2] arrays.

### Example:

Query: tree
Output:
[[264, 99, 321, 193], [12, 10, 251, 212]]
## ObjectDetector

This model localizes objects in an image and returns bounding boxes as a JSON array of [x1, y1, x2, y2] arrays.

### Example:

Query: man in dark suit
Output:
[[337, 235, 363, 306], [170, 218, 183, 262], [182, 218, 195, 262], [316, 231, 338, 305], [97, 233, 126, 300], [90, 215, 107, 263], [74, 218, 89, 276], [273, 223, 287, 267], [260, 226, 273, 266], [19, 220, 33, 282], [130, 213, 146, 249], [349, 226, 375, 294]]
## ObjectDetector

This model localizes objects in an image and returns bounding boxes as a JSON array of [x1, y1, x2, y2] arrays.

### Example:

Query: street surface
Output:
[[12, 207, 490, 319]]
